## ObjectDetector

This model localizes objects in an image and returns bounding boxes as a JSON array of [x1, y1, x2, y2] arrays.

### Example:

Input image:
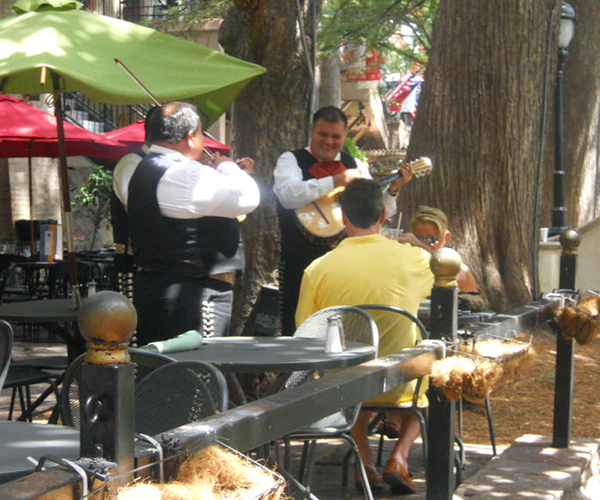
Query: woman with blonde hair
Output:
[[406, 205, 478, 292]]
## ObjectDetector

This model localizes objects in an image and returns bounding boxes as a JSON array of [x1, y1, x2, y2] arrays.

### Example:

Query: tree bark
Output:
[[405, 0, 559, 311], [318, 50, 341, 108], [554, 0, 600, 228], [220, 0, 322, 333]]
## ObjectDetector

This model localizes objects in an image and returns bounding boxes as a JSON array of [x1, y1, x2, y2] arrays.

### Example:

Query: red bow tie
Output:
[[308, 160, 346, 179]]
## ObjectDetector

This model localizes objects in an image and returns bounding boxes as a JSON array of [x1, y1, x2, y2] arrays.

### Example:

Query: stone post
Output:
[[427, 248, 461, 500], [77, 291, 137, 484]]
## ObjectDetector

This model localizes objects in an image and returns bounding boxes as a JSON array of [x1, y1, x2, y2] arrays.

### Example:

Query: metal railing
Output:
[[63, 93, 148, 135], [0, 230, 585, 500]]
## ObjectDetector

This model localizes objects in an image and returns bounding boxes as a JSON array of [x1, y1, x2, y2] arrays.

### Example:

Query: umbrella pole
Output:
[[52, 73, 80, 297], [27, 147, 35, 258]]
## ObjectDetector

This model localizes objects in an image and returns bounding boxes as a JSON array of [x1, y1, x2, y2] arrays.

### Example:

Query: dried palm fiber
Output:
[[116, 445, 284, 500], [430, 356, 476, 400], [456, 337, 535, 379], [461, 359, 503, 404], [430, 354, 503, 403], [557, 293, 600, 344]]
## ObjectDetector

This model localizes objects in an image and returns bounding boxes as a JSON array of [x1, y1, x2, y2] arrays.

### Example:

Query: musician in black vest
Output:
[[111, 107, 156, 297], [128, 102, 259, 346], [273, 106, 412, 335]]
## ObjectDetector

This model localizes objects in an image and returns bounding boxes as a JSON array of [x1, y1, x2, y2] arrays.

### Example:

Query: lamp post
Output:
[[550, 1, 576, 237]]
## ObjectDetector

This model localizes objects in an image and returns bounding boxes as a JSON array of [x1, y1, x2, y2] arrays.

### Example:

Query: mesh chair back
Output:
[[356, 304, 428, 340], [284, 306, 378, 392], [285, 306, 378, 431], [0, 320, 13, 391], [60, 348, 174, 428], [135, 361, 227, 435]]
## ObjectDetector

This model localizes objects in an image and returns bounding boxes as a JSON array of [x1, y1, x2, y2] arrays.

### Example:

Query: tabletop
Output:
[[168, 336, 376, 373], [0, 421, 79, 483], [0, 298, 80, 323], [0, 298, 85, 360]]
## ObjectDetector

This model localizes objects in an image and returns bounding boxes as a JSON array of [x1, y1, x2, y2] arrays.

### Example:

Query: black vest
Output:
[[111, 150, 147, 248], [128, 153, 239, 278], [276, 149, 357, 256]]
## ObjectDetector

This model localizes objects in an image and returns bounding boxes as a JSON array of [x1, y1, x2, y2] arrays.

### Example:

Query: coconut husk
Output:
[[557, 293, 600, 344], [431, 354, 504, 403], [116, 445, 285, 500], [456, 337, 535, 381], [431, 356, 476, 401]]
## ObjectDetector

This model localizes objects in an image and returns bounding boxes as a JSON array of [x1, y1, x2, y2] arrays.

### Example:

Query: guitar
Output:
[[294, 157, 432, 245]]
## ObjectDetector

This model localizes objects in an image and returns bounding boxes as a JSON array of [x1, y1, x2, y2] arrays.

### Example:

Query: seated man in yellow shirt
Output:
[[296, 179, 434, 493]]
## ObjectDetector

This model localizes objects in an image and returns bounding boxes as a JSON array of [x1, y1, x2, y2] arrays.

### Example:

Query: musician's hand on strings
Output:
[[212, 151, 233, 168], [236, 157, 255, 175], [389, 162, 414, 194], [333, 168, 361, 187]]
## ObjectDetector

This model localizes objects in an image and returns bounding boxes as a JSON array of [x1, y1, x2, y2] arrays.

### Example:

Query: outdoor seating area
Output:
[[0, 239, 596, 500], [1, 0, 600, 499]]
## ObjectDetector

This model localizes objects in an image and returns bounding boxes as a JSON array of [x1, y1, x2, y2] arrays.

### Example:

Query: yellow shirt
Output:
[[296, 234, 434, 406]]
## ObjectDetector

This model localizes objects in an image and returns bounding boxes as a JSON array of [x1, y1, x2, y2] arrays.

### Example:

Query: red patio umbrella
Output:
[[102, 119, 231, 160], [0, 95, 121, 255]]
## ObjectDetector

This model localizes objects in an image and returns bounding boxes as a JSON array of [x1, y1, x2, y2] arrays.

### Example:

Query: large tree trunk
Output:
[[220, 1, 322, 333], [318, 50, 341, 108], [405, 1, 560, 311], [557, 0, 600, 227]]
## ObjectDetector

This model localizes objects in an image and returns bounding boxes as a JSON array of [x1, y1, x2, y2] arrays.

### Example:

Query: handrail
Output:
[[0, 343, 443, 499]]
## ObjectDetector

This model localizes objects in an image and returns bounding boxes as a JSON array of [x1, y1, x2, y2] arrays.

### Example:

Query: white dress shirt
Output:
[[145, 144, 260, 219], [273, 147, 397, 217], [113, 144, 150, 208]]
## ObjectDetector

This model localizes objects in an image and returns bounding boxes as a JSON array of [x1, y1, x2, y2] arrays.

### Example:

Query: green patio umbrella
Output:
[[0, 0, 266, 292], [0, 0, 265, 126]]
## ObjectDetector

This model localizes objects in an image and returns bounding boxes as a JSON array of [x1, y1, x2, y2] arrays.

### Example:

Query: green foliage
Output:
[[343, 136, 367, 162], [320, 0, 438, 74], [146, 0, 231, 31], [75, 166, 112, 227]]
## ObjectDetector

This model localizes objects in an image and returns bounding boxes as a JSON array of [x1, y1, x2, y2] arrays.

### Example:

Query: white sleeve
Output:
[[112, 153, 142, 207], [273, 151, 335, 209], [157, 160, 260, 219]]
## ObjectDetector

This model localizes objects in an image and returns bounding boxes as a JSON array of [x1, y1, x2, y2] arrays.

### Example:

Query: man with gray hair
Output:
[[128, 102, 259, 345], [296, 178, 433, 493]]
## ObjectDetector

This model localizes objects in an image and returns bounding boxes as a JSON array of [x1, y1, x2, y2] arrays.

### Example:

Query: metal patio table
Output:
[[0, 421, 80, 484], [168, 336, 376, 404], [168, 336, 375, 372], [0, 298, 84, 362]]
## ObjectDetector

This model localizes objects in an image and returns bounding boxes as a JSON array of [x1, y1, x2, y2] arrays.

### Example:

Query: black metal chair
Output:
[[355, 304, 429, 467], [60, 347, 174, 428], [0, 320, 13, 391], [134, 360, 228, 436], [279, 306, 379, 500]]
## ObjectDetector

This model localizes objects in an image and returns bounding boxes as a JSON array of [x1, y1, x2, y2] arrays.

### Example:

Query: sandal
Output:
[[377, 419, 400, 439]]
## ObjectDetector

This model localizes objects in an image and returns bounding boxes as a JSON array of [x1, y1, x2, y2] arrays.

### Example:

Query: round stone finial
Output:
[[78, 291, 137, 365], [559, 228, 581, 255], [430, 247, 462, 288]]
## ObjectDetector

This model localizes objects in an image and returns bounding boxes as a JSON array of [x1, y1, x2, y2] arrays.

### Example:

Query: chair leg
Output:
[[341, 434, 374, 500], [302, 441, 317, 497], [376, 433, 385, 466], [342, 448, 352, 486], [416, 410, 428, 465], [298, 440, 311, 483], [8, 387, 18, 420], [484, 397, 497, 456], [283, 437, 292, 472]]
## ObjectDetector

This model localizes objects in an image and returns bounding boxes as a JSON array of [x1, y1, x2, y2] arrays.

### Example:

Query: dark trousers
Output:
[[133, 272, 232, 346], [280, 247, 328, 336], [200, 286, 234, 337]]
